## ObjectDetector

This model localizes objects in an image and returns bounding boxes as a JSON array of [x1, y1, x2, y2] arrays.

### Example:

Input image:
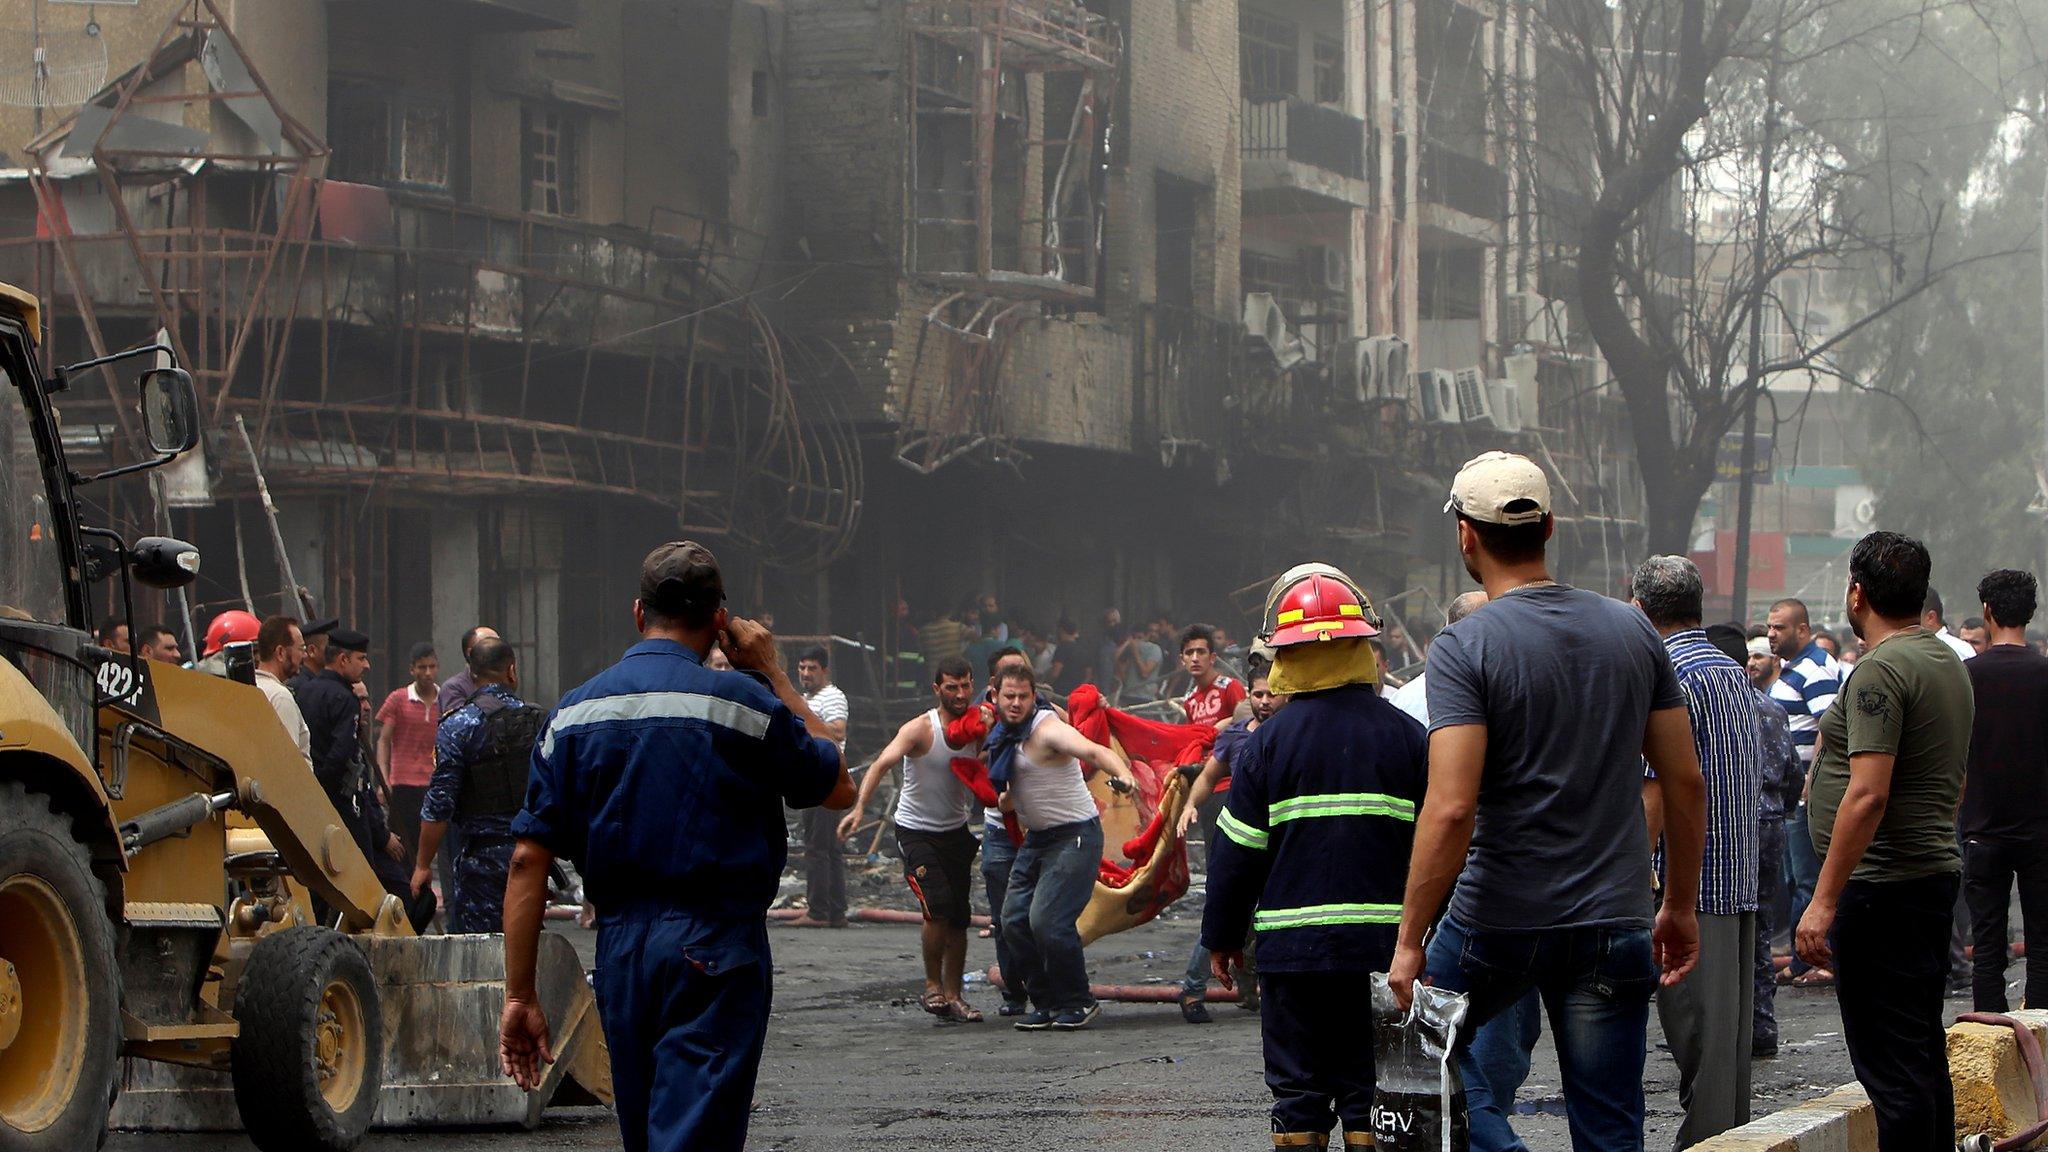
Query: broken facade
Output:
[[780, 0, 1649, 658], [0, 0, 857, 698], [0, 0, 1653, 697]]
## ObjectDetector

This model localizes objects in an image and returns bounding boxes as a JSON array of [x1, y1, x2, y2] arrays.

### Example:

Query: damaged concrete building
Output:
[[0, 0, 1655, 696], [0, 0, 860, 697], [779, 0, 1650, 650]]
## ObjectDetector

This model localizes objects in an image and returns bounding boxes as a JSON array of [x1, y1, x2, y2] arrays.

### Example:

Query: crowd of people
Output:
[[901, 594, 1266, 708], [763, 451, 2023, 1152], [98, 446, 2035, 1152]]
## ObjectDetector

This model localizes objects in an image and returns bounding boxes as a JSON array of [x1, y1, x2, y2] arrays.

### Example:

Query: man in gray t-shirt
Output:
[[1387, 451, 1707, 1152], [1425, 583, 1683, 930]]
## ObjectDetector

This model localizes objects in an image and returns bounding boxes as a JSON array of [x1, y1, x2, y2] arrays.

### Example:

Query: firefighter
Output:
[[1200, 563, 1429, 1150]]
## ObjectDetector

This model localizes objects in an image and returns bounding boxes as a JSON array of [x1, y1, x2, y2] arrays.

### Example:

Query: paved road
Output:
[[109, 863, 1960, 1151]]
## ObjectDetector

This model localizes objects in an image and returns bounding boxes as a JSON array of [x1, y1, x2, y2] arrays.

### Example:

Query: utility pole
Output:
[[1731, 26, 1782, 623], [2040, 146, 2047, 581]]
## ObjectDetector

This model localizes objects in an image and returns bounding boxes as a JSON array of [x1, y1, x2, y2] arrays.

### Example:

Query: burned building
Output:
[[0, 0, 858, 697], [0, 0, 1653, 699], [779, 0, 1650, 649]]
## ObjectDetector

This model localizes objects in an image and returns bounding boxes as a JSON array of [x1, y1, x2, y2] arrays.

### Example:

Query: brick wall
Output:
[[1100, 0, 1241, 320], [780, 0, 908, 422]]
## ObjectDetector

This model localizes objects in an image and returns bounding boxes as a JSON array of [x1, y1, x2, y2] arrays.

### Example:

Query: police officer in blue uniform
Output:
[[410, 636, 535, 933], [1202, 564, 1428, 1151], [297, 627, 434, 930], [499, 541, 853, 1152]]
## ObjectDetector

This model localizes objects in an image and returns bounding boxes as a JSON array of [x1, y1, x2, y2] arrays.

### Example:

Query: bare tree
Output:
[[1524, 0, 2020, 557]]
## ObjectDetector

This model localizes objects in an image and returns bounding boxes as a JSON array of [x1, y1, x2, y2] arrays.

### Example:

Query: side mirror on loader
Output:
[[140, 367, 199, 456], [56, 345, 200, 484]]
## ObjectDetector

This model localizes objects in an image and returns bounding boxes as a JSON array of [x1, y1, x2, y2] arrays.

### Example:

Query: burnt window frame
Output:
[[327, 78, 455, 193], [1239, 10, 1299, 99], [520, 102, 584, 219]]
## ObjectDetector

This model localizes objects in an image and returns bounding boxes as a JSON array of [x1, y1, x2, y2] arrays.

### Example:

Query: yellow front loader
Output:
[[0, 284, 609, 1150]]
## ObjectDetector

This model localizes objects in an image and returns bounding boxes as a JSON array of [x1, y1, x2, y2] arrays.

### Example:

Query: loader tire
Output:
[[231, 926, 382, 1152], [0, 779, 120, 1152]]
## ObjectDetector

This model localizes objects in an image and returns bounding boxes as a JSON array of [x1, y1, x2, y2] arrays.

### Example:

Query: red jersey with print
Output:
[[1182, 676, 1246, 727]]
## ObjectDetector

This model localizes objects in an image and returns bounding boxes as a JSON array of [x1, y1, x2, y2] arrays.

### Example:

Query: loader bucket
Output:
[[108, 930, 610, 1133], [364, 929, 612, 1127]]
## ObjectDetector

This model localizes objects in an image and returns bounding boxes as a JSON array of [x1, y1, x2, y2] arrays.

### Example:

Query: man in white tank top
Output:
[[838, 656, 986, 1021], [989, 664, 1136, 1031]]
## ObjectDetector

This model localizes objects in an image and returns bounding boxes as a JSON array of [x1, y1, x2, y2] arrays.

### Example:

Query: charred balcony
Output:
[[1241, 96, 1370, 213], [905, 0, 1120, 303]]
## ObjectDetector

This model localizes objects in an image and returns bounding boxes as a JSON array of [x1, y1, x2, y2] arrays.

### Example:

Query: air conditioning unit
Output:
[[1415, 369, 1461, 425], [1487, 379, 1524, 434], [1503, 350, 1539, 423], [1833, 484, 1879, 537], [1367, 335, 1409, 400], [1506, 291, 1569, 349], [1243, 292, 1288, 351], [1454, 366, 1495, 428], [1303, 245, 1346, 294]]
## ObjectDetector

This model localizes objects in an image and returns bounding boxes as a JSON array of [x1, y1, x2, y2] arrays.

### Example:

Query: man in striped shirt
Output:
[[1633, 557, 1764, 1146], [1767, 598, 1841, 982]]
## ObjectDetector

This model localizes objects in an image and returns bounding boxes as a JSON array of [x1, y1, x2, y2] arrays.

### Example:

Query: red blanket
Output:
[[940, 689, 1215, 925], [1067, 685, 1214, 925], [1066, 684, 1215, 814]]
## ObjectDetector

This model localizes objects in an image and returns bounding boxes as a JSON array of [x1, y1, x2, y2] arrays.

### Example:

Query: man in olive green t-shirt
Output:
[[1796, 531, 1974, 1152]]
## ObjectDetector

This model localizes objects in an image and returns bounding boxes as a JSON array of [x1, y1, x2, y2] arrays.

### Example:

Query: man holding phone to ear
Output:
[[498, 541, 853, 1152]]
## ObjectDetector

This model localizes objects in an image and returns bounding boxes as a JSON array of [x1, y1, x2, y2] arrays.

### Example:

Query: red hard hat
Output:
[[1262, 563, 1381, 648], [203, 610, 261, 657]]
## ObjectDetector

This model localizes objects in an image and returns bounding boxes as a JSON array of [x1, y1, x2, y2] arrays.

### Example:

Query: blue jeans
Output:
[[1000, 818, 1103, 1013], [1468, 989, 1542, 1110], [1426, 915, 1658, 1152], [979, 822, 1026, 1006], [1785, 802, 1822, 974]]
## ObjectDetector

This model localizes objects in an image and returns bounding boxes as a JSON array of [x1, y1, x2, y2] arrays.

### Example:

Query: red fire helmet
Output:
[[1261, 563, 1382, 648], [203, 609, 261, 657]]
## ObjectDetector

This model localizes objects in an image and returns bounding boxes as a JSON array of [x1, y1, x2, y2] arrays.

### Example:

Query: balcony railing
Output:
[[1417, 137, 1507, 221], [1243, 96, 1366, 181]]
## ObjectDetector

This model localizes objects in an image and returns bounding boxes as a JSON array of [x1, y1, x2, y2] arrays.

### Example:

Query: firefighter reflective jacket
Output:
[[1198, 683, 1428, 974]]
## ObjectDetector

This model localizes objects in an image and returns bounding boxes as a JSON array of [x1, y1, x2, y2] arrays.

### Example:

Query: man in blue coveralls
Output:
[[410, 636, 536, 933], [498, 540, 853, 1152]]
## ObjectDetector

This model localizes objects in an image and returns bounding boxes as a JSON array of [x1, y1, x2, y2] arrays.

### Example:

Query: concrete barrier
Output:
[[1693, 1009, 2048, 1152]]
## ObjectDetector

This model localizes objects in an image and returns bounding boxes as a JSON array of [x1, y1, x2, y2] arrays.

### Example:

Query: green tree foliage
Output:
[[1823, 0, 2048, 603]]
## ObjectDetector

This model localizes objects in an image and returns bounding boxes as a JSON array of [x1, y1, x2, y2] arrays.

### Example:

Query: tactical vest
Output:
[[454, 693, 543, 822]]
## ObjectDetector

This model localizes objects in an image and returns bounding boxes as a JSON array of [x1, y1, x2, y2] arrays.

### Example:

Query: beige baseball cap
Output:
[[1445, 451, 1551, 525]]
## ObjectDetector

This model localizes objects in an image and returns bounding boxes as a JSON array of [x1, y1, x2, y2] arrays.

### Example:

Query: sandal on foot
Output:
[[941, 1000, 984, 1023], [919, 989, 950, 1016], [1791, 967, 1834, 987]]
